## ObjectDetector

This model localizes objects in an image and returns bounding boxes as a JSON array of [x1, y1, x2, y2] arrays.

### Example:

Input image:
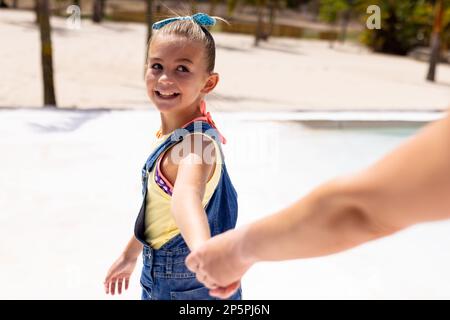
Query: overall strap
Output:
[[135, 134, 182, 245], [143, 120, 224, 177]]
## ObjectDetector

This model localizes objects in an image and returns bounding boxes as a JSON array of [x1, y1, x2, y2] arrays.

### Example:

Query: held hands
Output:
[[104, 254, 137, 295], [185, 227, 255, 299]]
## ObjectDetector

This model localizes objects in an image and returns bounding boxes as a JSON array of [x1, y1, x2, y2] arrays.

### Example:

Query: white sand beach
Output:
[[1, 9, 450, 111]]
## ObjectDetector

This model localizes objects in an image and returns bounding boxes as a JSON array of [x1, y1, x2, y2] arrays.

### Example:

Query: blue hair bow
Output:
[[152, 13, 216, 30]]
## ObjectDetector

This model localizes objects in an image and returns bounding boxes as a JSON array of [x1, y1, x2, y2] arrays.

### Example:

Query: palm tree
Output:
[[427, 0, 445, 82], [144, 0, 153, 77], [209, 0, 220, 16], [37, 0, 57, 107], [35, 0, 40, 24], [265, 0, 280, 40], [223, 0, 284, 46], [190, 0, 197, 13], [226, 0, 239, 19], [93, 0, 105, 23], [254, 0, 266, 46], [145, 0, 153, 53], [339, 6, 351, 43]]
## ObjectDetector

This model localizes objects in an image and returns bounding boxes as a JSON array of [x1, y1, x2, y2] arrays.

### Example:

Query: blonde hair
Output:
[[148, 16, 228, 73]]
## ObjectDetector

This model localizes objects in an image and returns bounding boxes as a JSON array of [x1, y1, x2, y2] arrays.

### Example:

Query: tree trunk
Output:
[[309, 0, 320, 21], [209, 0, 219, 16], [144, 0, 153, 77], [145, 0, 153, 51], [426, 0, 444, 82], [13, 0, 19, 8], [155, 1, 161, 20], [93, 0, 105, 23], [190, 0, 197, 14], [35, 0, 39, 24], [339, 9, 351, 43], [226, 0, 238, 19], [254, 0, 264, 46], [265, 0, 277, 40], [0, 0, 8, 8], [427, 33, 441, 82], [38, 0, 57, 107]]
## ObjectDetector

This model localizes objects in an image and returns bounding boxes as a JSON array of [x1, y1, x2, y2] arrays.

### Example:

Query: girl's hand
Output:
[[104, 254, 137, 295], [185, 227, 255, 298]]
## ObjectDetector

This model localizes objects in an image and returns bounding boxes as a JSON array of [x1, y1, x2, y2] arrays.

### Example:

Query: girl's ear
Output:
[[201, 73, 219, 94]]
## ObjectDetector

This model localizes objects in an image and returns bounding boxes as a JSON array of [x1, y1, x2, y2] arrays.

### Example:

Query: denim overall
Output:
[[134, 121, 242, 300]]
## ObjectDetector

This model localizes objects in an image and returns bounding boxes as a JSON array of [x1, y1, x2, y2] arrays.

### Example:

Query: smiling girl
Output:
[[104, 13, 241, 300]]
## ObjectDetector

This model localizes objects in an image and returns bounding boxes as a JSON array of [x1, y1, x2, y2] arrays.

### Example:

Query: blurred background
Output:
[[1, 0, 450, 299]]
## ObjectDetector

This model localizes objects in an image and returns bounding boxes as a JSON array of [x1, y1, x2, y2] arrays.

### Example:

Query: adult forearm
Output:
[[240, 179, 394, 263]]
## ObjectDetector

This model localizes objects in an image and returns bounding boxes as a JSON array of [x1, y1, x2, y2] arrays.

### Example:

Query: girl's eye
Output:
[[151, 63, 162, 70], [177, 65, 189, 72]]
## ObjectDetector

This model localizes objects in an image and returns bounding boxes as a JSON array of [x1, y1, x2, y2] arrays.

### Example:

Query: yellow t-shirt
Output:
[[144, 132, 223, 249]]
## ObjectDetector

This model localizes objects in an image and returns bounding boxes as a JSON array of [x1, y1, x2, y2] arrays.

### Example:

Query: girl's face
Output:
[[145, 34, 218, 113]]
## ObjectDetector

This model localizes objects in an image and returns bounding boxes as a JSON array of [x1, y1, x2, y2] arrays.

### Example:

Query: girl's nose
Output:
[[158, 73, 173, 84]]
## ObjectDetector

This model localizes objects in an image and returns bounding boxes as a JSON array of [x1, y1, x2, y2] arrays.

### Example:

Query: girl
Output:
[[103, 13, 241, 300]]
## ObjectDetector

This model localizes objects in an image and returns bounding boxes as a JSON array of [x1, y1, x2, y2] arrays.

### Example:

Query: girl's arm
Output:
[[122, 235, 144, 260], [104, 235, 143, 295], [170, 134, 216, 251], [186, 111, 450, 297]]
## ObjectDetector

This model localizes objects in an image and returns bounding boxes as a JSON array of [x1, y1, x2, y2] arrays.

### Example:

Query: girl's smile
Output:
[[154, 90, 180, 100]]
